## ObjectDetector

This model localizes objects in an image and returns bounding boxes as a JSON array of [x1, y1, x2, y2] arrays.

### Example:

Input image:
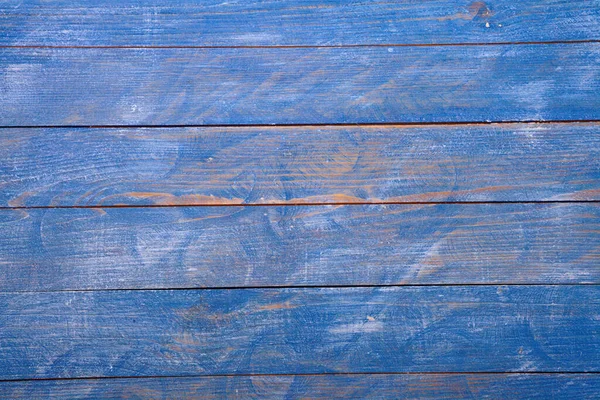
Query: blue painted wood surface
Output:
[[2, 374, 600, 399], [2, 44, 600, 126], [1, 123, 599, 207], [2, 1, 599, 397], [0, 204, 598, 291], [1, 0, 599, 47], [0, 286, 598, 380]]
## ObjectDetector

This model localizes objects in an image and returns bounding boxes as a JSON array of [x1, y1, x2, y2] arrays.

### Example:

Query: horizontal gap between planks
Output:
[[1, 371, 599, 384], [2, 120, 600, 130], [2, 200, 599, 211], [1, 39, 599, 50], [4, 283, 600, 295]]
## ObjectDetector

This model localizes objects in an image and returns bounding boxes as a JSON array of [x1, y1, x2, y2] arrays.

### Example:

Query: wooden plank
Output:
[[2, 123, 600, 207], [0, 286, 598, 379], [2, 374, 599, 399], [1, 203, 598, 291], [1, 1, 599, 47], [2, 44, 599, 126]]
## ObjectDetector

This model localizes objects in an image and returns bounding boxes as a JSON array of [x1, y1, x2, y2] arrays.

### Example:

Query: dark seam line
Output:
[[1, 371, 599, 384], [1, 120, 600, 129], [1, 39, 599, 49], [3, 283, 600, 295], [2, 200, 599, 211]]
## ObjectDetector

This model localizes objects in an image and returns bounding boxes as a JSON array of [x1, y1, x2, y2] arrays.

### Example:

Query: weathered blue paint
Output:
[[1, 1, 598, 396], [1, 0, 599, 47], [1, 123, 600, 207], [2, 373, 600, 399], [1, 44, 599, 126], [0, 204, 598, 291], [0, 286, 598, 380]]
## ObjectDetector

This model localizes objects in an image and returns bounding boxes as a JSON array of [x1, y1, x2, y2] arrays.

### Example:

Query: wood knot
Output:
[[468, 1, 493, 18]]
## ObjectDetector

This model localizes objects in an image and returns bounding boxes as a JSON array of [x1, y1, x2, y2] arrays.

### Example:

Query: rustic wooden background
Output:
[[1, 1, 599, 398]]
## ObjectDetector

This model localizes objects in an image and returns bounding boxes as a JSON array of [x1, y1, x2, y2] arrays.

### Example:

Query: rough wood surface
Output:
[[2, 123, 600, 207], [2, 44, 599, 126], [1, 203, 598, 291], [1, 0, 599, 47], [1, 286, 599, 380], [2, 373, 599, 399], [2, 1, 599, 395]]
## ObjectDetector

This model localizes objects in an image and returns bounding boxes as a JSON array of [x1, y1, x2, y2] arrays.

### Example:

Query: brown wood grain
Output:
[[1, 123, 599, 207], [0, 286, 598, 379], [2, 373, 599, 399], [2, 44, 599, 126], [1, 203, 598, 291], [2, 0, 599, 46]]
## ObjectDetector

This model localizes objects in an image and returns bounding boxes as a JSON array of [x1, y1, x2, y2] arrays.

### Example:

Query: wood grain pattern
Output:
[[1, 286, 598, 380], [2, 44, 599, 126], [1, 0, 599, 47], [3, 0, 599, 395], [1, 203, 598, 291], [2, 374, 599, 399], [2, 123, 600, 207]]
